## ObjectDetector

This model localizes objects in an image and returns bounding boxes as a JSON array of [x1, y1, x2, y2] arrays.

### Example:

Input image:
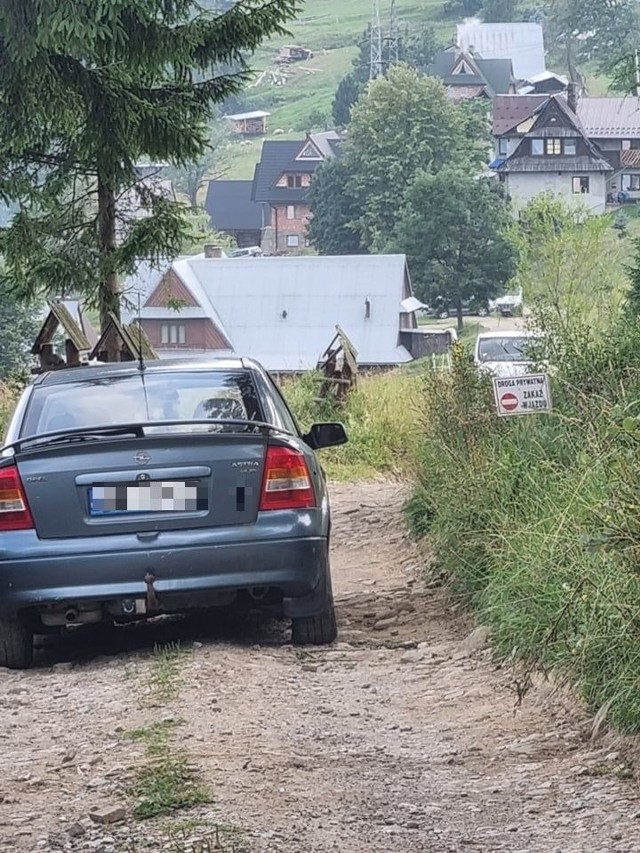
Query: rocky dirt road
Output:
[[1, 481, 639, 853]]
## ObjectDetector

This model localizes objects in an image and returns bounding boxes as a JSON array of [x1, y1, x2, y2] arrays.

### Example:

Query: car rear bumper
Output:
[[0, 516, 330, 619]]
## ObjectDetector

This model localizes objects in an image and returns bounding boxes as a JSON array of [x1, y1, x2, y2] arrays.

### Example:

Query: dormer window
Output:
[[499, 138, 508, 156], [546, 139, 562, 155], [287, 175, 303, 189], [564, 139, 577, 155], [531, 139, 544, 155]]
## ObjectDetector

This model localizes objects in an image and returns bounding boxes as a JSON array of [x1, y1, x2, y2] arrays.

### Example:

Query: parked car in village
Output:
[[0, 358, 347, 668], [474, 330, 543, 377], [423, 297, 490, 320], [490, 288, 523, 317]]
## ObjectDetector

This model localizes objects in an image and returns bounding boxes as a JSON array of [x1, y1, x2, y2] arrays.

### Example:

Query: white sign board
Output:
[[493, 373, 552, 417]]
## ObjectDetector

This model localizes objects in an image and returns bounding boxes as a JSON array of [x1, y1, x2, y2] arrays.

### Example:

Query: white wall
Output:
[[505, 172, 607, 214]]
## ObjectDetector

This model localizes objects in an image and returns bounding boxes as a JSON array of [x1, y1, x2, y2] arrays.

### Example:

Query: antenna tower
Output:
[[370, 2, 384, 80], [388, 0, 399, 67]]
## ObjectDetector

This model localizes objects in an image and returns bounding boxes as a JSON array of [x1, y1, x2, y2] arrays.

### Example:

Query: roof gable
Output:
[[145, 268, 200, 309]]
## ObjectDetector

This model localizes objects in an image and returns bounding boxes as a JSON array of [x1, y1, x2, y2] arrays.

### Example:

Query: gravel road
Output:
[[1, 481, 639, 853]]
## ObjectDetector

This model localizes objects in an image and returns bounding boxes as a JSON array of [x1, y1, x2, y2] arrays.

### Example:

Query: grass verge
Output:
[[408, 325, 640, 734], [281, 368, 423, 480]]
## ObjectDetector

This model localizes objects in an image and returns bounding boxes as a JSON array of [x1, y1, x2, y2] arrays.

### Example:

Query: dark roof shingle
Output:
[[205, 180, 264, 232]]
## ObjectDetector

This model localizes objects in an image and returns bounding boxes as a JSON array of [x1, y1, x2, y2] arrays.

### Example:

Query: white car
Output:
[[474, 330, 542, 378]]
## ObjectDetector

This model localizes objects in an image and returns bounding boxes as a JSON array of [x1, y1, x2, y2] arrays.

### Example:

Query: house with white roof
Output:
[[133, 254, 429, 371], [457, 22, 545, 81]]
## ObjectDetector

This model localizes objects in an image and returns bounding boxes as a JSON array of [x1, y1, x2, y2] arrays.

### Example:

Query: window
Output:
[[572, 176, 590, 194], [498, 138, 508, 156], [546, 138, 562, 155], [564, 139, 577, 155], [623, 139, 632, 150], [286, 175, 303, 189], [24, 370, 264, 436], [287, 235, 300, 248], [161, 323, 186, 345], [622, 174, 640, 191], [531, 139, 544, 155], [286, 205, 296, 220]]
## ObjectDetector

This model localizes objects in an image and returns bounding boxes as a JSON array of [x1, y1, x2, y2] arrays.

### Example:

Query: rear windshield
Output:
[[477, 336, 534, 363], [22, 370, 264, 436]]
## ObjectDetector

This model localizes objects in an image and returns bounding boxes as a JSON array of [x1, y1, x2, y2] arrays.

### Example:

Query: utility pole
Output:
[[370, 2, 384, 80]]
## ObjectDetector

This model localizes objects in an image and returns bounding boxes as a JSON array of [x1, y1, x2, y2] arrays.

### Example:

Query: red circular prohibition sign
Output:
[[500, 392, 518, 412]]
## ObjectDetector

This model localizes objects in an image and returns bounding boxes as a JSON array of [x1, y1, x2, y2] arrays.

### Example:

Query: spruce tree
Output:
[[0, 0, 300, 329]]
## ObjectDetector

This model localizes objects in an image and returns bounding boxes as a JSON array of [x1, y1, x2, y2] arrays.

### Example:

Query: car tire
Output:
[[0, 615, 34, 669], [477, 307, 489, 317], [291, 576, 337, 646], [438, 310, 449, 320]]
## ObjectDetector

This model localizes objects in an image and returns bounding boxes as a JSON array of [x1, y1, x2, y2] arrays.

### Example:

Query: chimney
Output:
[[204, 244, 223, 259], [567, 82, 579, 115]]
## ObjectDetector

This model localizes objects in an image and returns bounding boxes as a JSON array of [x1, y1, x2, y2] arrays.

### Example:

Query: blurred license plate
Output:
[[89, 481, 207, 515]]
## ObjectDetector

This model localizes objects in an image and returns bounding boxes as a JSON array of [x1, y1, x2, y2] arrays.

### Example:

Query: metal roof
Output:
[[457, 22, 545, 80], [493, 94, 547, 135], [495, 94, 640, 139], [577, 97, 640, 138], [226, 110, 270, 121], [141, 255, 415, 370], [120, 261, 168, 324]]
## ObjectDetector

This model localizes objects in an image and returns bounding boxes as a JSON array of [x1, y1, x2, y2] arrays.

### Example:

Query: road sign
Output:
[[493, 373, 552, 417]]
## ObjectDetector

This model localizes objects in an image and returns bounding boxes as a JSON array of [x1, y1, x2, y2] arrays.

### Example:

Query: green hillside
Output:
[[224, 0, 456, 179]]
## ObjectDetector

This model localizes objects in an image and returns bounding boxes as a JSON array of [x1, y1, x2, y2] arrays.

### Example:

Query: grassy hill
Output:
[[224, 0, 457, 179]]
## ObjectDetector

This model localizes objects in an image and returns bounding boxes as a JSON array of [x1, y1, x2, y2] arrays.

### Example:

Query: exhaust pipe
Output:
[[248, 587, 269, 601]]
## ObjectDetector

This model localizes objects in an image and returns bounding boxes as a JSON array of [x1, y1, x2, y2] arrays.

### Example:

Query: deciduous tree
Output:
[[345, 66, 471, 252], [390, 168, 517, 331]]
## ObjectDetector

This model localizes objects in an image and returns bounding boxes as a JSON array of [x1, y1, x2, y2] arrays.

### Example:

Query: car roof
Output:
[[33, 357, 260, 387], [476, 330, 539, 340]]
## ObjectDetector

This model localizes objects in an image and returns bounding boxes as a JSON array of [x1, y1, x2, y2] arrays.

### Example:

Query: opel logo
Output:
[[135, 451, 152, 465]]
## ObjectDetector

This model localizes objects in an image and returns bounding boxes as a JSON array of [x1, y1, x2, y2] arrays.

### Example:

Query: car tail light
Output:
[[0, 465, 34, 531], [260, 446, 316, 511]]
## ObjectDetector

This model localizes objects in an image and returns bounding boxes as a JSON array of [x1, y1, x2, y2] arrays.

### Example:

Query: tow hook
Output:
[[144, 572, 161, 613]]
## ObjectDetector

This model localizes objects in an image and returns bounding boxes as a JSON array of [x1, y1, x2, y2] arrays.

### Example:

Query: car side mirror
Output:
[[304, 422, 348, 450]]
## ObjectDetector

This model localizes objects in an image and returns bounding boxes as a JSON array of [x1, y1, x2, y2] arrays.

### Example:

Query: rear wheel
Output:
[[291, 576, 337, 646], [0, 615, 34, 669]]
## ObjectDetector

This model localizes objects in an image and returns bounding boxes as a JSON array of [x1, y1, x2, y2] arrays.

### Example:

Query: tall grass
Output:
[[281, 369, 422, 480], [408, 326, 640, 733]]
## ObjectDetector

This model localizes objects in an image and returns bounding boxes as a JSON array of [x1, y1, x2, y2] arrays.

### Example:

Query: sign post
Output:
[[493, 373, 552, 417]]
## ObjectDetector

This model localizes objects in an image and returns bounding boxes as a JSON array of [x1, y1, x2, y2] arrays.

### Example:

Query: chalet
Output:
[[457, 22, 545, 82], [251, 131, 341, 254], [204, 180, 265, 248], [135, 254, 428, 371], [518, 71, 568, 96], [426, 47, 515, 102], [226, 110, 270, 137], [491, 92, 640, 209]]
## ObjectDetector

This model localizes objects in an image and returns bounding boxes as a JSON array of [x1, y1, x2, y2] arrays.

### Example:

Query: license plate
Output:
[[89, 481, 208, 515]]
